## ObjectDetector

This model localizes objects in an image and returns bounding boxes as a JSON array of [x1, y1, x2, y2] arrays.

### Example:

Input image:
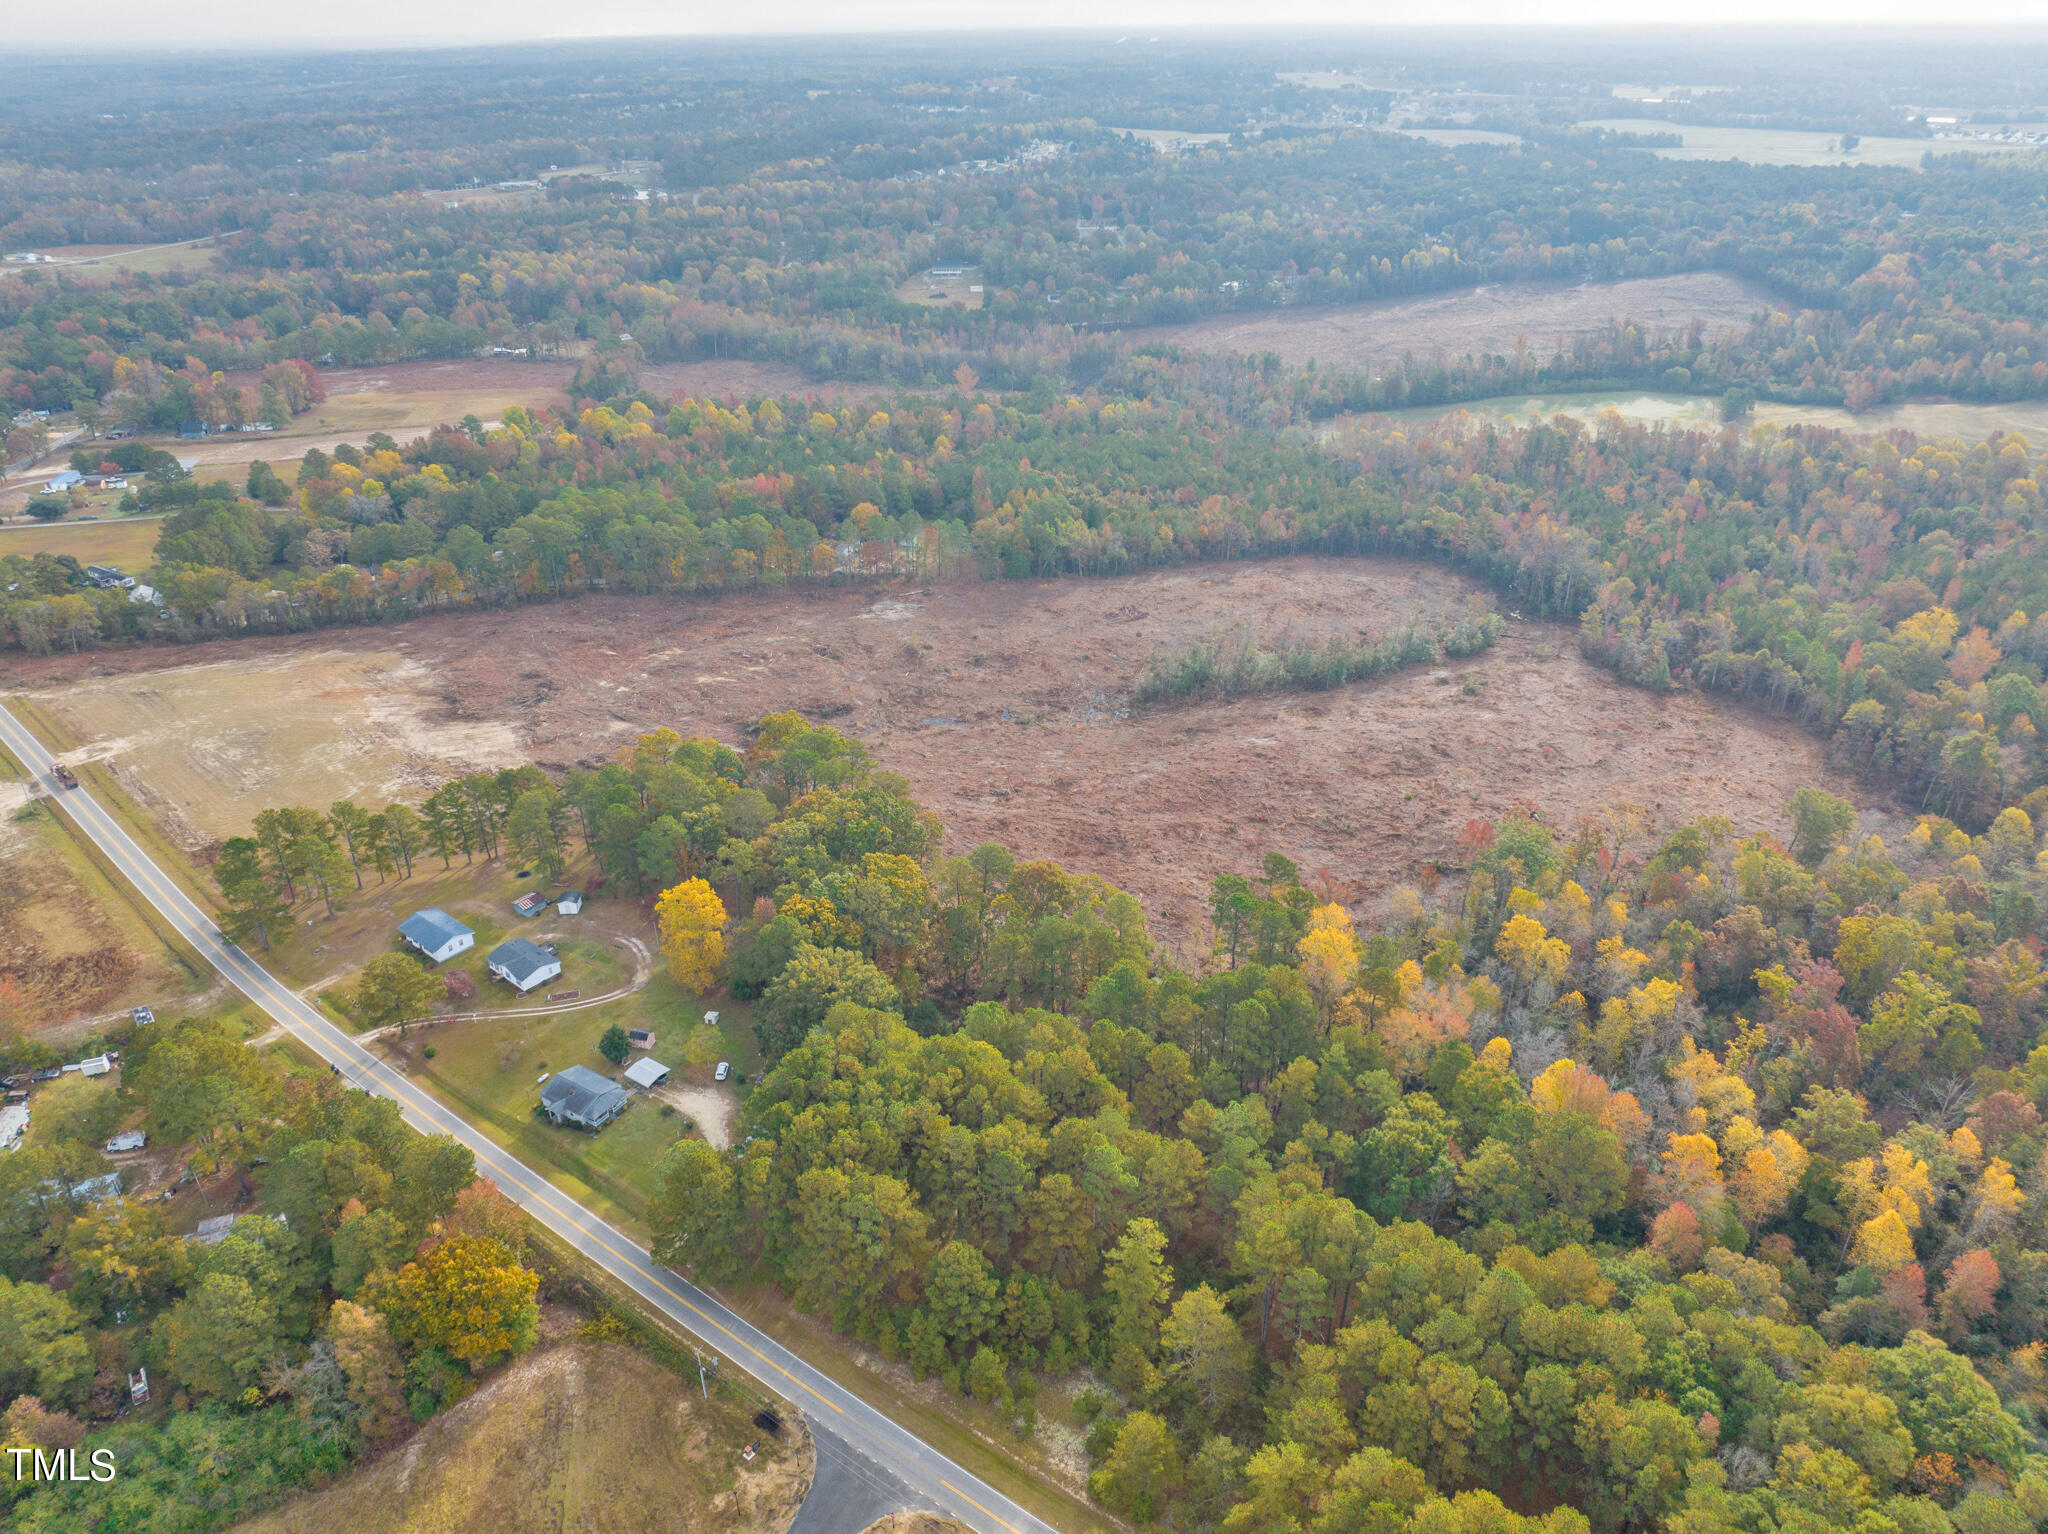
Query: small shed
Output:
[[539, 1065, 627, 1129], [77, 1054, 114, 1078], [557, 890, 584, 914], [0, 1103, 28, 1152], [486, 938, 562, 993], [623, 1056, 671, 1090], [399, 908, 474, 964], [627, 1028, 655, 1049], [106, 1129, 148, 1153], [128, 1367, 149, 1405], [512, 891, 549, 917]]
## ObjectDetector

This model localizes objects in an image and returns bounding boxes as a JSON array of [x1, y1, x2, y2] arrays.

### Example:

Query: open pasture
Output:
[[1125, 271, 1782, 375], [1577, 118, 2040, 168]]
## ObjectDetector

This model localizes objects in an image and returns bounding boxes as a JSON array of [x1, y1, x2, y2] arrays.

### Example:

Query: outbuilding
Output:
[[539, 1065, 627, 1129], [486, 937, 562, 993], [556, 890, 584, 914], [623, 1056, 671, 1090], [399, 908, 475, 964]]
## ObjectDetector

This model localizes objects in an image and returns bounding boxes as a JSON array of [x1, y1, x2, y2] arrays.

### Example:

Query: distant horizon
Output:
[[8, 13, 2048, 53]]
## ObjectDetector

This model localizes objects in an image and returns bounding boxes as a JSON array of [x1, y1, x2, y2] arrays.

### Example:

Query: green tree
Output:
[[598, 1025, 630, 1065], [215, 835, 288, 949], [925, 1239, 1000, 1354], [1092, 1410, 1184, 1524], [0, 1277, 93, 1409], [350, 953, 444, 1030], [156, 1273, 282, 1400], [756, 944, 901, 1060], [1788, 787, 1858, 867], [362, 1234, 539, 1368]]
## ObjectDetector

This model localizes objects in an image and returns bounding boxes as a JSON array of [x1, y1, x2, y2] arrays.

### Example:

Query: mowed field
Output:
[[0, 516, 163, 570], [14, 648, 523, 850], [7, 558, 1888, 951], [1124, 272, 1784, 374], [1577, 119, 2041, 169], [234, 1341, 810, 1534], [0, 239, 220, 278]]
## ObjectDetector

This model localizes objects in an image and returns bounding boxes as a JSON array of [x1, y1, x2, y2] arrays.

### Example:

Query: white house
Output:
[[487, 938, 561, 993], [398, 908, 475, 964]]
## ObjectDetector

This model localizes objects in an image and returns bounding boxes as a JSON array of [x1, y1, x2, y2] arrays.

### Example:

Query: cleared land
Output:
[[1576, 119, 2040, 169], [0, 239, 219, 277], [233, 1341, 810, 1534], [0, 753, 193, 1033], [1328, 390, 2048, 445], [0, 516, 162, 569], [1125, 272, 1783, 375], [21, 648, 523, 849], [8, 558, 1885, 952]]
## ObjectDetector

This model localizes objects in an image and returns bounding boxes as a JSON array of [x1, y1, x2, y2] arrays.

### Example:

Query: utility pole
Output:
[[691, 1346, 715, 1401]]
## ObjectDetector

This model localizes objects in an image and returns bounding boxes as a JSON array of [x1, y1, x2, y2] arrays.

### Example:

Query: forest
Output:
[[9, 377, 2045, 829], [180, 717, 2048, 1534]]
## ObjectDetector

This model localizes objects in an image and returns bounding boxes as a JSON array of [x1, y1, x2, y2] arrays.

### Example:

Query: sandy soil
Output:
[[1125, 272, 1784, 374], [9, 558, 1884, 950], [657, 1084, 739, 1149]]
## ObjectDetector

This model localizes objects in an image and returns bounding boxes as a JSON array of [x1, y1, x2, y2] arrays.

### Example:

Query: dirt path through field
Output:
[[11, 558, 1886, 951]]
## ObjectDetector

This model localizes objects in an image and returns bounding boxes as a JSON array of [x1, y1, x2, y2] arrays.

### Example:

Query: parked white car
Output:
[[714, 1061, 731, 1082]]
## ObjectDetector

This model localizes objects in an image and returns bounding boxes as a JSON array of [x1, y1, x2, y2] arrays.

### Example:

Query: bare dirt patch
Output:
[[16, 648, 524, 848], [657, 1083, 739, 1149], [1125, 272, 1784, 374], [12, 559, 1884, 953]]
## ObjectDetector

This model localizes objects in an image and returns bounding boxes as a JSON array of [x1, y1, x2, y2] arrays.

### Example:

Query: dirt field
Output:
[[20, 648, 524, 848], [9, 558, 1884, 951], [0, 753, 193, 1031], [1126, 272, 1784, 374], [234, 1341, 810, 1534]]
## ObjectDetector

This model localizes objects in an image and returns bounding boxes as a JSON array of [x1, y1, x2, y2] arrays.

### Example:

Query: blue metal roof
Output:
[[399, 908, 472, 950], [487, 937, 557, 987]]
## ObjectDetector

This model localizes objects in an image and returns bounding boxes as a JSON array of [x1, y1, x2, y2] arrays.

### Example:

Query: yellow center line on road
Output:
[[944, 1480, 1025, 1534], [27, 765, 849, 1418]]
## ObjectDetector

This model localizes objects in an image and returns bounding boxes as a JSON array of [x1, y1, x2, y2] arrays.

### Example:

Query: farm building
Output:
[[399, 908, 475, 964], [623, 1056, 671, 1090], [486, 937, 561, 993], [557, 890, 584, 914], [627, 1028, 655, 1049], [105, 1129, 148, 1153], [539, 1065, 627, 1129], [512, 891, 549, 917]]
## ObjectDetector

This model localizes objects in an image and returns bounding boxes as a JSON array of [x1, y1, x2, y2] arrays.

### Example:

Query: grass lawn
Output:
[[407, 1004, 697, 1223], [0, 514, 161, 569]]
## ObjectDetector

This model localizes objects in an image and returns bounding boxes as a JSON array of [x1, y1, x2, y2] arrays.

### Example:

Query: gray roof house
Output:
[[487, 938, 562, 993], [539, 1065, 627, 1129], [399, 908, 475, 964]]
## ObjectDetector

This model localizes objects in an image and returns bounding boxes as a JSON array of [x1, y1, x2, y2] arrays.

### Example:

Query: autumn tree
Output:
[[362, 1233, 538, 1368], [656, 876, 729, 992]]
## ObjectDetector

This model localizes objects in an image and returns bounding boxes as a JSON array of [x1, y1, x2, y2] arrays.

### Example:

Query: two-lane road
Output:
[[0, 700, 1065, 1534]]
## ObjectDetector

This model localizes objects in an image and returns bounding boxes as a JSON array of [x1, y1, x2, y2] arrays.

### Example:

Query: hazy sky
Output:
[[12, 3, 2048, 48]]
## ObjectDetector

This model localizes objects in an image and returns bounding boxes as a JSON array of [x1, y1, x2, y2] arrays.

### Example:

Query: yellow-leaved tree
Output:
[[657, 877, 729, 992], [1296, 903, 1358, 1017]]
